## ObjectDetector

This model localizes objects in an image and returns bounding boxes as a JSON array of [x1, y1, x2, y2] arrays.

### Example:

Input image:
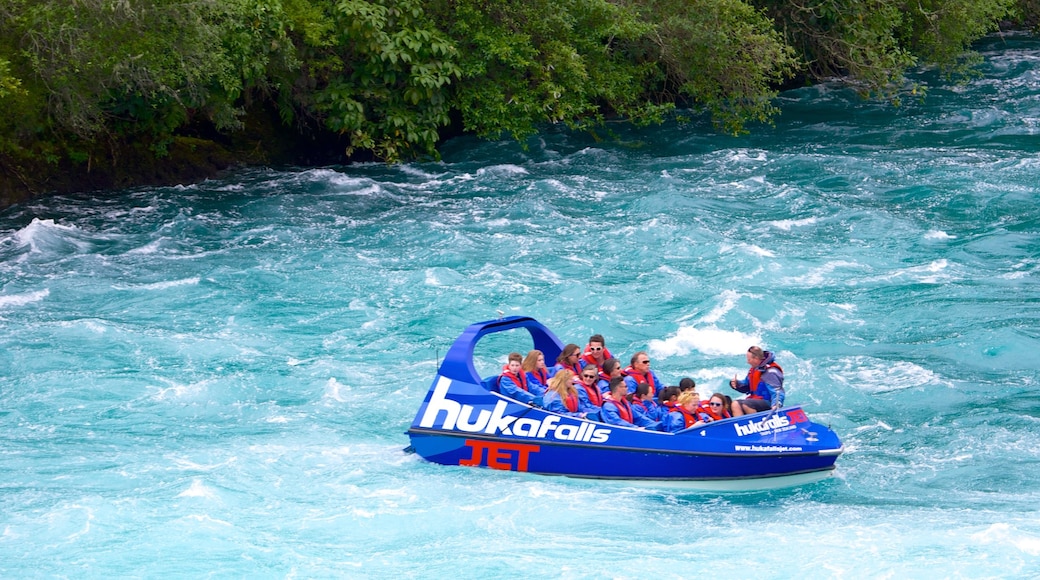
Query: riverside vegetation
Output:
[[0, 0, 1035, 205]]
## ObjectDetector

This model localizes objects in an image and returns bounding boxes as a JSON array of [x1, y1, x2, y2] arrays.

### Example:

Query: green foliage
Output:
[[308, 0, 460, 161], [0, 0, 299, 158], [0, 58, 23, 99], [0, 0, 1029, 182], [753, 0, 1015, 100], [429, 0, 669, 142], [900, 0, 1018, 80], [631, 0, 799, 134]]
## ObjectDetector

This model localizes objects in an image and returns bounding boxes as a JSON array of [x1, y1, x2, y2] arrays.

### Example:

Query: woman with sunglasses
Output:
[[703, 393, 733, 421], [575, 366, 605, 411], [548, 343, 583, 379]]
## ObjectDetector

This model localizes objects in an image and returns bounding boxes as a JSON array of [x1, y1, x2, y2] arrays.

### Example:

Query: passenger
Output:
[[622, 351, 664, 397], [730, 346, 785, 417], [678, 377, 696, 393], [657, 386, 681, 410], [661, 391, 708, 432], [548, 343, 583, 378], [703, 392, 733, 421], [575, 367, 605, 409], [499, 352, 540, 405], [541, 369, 588, 419], [522, 349, 550, 391], [630, 382, 668, 422], [580, 333, 614, 373], [597, 358, 624, 394], [601, 378, 659, 429]]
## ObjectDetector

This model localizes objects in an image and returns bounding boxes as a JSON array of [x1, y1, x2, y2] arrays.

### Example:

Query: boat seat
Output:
[[481, 376, 501, 392]]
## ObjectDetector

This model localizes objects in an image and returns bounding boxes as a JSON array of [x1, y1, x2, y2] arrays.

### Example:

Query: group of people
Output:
[[496, 334, 786, 432]]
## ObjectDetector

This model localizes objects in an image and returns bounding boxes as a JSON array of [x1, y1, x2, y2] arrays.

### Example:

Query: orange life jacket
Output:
[[748, 362, 783, 399]]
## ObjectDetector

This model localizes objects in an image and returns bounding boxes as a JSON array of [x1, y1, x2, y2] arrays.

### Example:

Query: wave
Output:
[[0, 288, 49, 309]]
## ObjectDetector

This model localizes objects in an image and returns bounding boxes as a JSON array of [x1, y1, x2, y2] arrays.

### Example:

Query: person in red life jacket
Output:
[[575, 367, 605, 410], [661, 391, 708, 433], [601, 378, 659, 429], [622, 351, 664, 397], [521, 349, 550, 392], [630, 382, 668, 422], [541, 369, 588, 418], [703, 393, 733, 421], [730, 346, 785, 416], [580, 333, 613, 373], [548, 343, 582, 379], [596, 358, 624, 394], [499, 352, 540, 405]]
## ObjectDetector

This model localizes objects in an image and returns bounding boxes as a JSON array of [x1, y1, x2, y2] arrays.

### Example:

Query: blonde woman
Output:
[[541, 369, 587, 418]]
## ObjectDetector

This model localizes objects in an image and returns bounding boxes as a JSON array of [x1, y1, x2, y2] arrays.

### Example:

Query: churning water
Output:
[[2, 34, 1039, 578]]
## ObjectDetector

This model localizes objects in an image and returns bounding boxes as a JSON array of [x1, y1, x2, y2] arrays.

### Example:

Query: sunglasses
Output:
[[638, 360, 650, 364], [710, 402, 723, 407], [590, 346, 603, 351], [582, 374, 597, 379]]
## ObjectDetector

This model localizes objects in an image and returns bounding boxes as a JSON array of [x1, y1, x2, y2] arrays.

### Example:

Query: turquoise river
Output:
[[2, 34, 1039, 578]]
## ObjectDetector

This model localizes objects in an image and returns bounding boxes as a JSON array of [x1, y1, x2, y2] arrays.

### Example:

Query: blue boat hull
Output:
[[407, 317, 843, 489]]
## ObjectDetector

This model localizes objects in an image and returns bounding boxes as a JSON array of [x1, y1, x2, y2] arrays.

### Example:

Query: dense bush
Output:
[[0, 0, 1026, 186]]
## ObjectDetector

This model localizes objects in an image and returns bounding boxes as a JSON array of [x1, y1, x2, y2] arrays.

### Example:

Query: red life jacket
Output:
[[576, 379, 603, 407], [702, 401, 731, 421], [674, 406, 700, 428], [561, 362, 582, 376], [530, 367, 549, 386], [608, 397, 634, 424], [622, 366, 658, 397], [580, 345, 613, 371], [748, 362, 783, 399], [563, 391, 579, 412], [500, 366, 529, 392]]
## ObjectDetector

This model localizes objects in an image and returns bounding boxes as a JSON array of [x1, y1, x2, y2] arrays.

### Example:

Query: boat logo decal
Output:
[[733, 409, 807, 437], [419, 376, 612, 443], [460, 440, 540, 471]]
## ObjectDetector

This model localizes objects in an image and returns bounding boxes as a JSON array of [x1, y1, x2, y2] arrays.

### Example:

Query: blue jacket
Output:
[[622, 369, 665, 395], [601, 398, 659, 429], [660, 407, 708, 433], [526, 369, 550, 391], [499, 371, 542, 404], [732, 350, 785, 408], [660, 411, 687, 433], [542, 389, 586, 417], [631, 397, 668, 422], [548, 362, 583, 379]]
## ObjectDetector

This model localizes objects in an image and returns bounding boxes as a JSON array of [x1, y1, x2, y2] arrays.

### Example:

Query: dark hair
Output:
[[556, 344, 580, 364], [602, 358, 621, 375], [508, 352, 522, 363], [678, 377, 696, 390], [608, 377, 627, 393], [634, 382, 652, 398], [658, 386, 680, 403], [589, 334, 605, 345], [748, 346, 765, 359]]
